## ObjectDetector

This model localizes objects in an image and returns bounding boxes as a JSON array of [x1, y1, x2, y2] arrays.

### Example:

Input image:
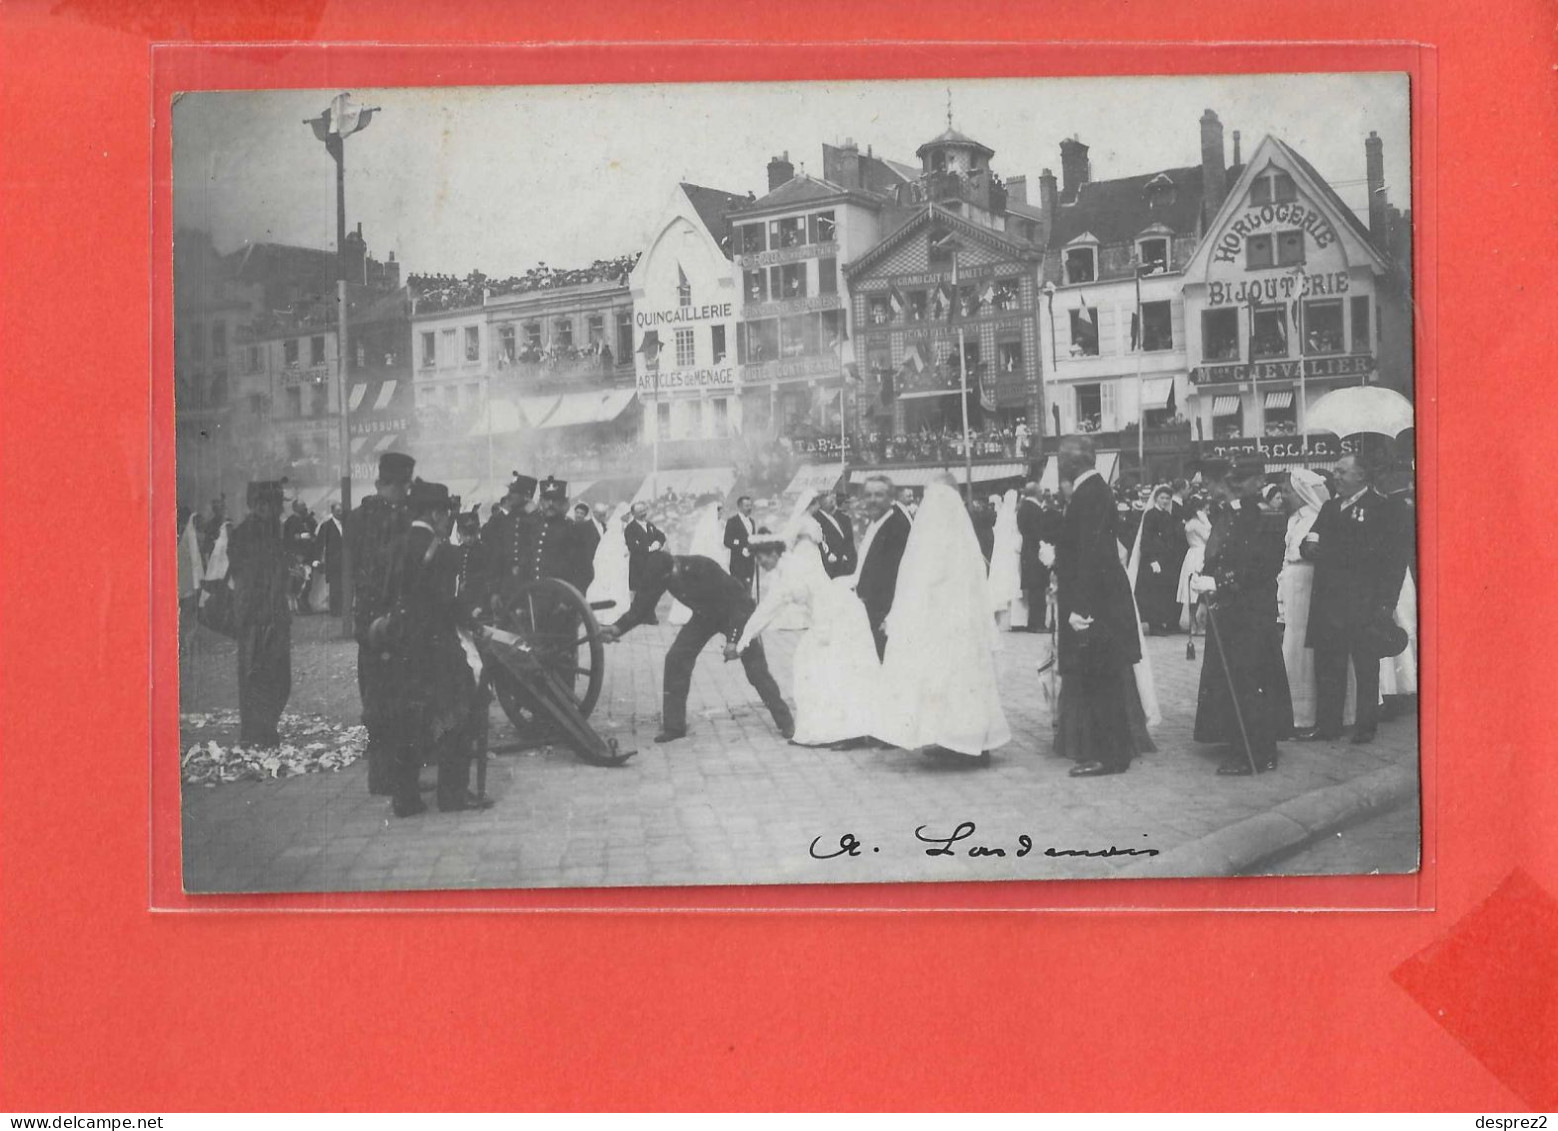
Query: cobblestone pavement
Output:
[[179, 612, 1420, 893]]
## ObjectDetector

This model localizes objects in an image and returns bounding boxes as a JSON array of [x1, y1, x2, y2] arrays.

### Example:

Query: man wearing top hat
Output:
[[1192, 455, 1294, 774], [228, 479, 292, 748], [348, 450, 416, 795], [377, 479, 492, 816], [600, 544, 794, 744]]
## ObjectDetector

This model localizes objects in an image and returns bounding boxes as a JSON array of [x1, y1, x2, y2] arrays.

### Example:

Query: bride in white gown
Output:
[[587, 502, 632, 624], [733, 518, 881, 746], [875, 474, 1011, 758]]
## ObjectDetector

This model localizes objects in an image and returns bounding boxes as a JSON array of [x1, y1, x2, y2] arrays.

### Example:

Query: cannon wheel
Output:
[[490, 577, 606, 737]]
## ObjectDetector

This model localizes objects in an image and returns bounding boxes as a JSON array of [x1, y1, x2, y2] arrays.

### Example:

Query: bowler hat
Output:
[[1358, 616, 1410, 660], [377, 452, 415, 484]]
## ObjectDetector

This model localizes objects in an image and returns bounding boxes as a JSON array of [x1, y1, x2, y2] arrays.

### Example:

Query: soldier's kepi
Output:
[[490, 474, 595, 610], [349, 450, 416, 797]]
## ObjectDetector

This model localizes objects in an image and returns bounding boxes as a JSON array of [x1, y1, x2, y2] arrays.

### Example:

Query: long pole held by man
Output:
[[305, 92, 378, 636]]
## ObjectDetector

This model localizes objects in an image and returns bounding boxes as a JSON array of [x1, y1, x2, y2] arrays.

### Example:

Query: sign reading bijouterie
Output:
[[637, 365, 736, 391], [1204, 434, 1362, 460], [635, 303, 732, 328], [735, 242, 839, 269], [1206, 270, 1350, 307], [743, 293, 844, 318], [1190, 354, 1373, 386]]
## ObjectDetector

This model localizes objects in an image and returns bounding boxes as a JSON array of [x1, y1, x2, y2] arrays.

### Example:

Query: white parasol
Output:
[[1305, 385, 1414, 439]]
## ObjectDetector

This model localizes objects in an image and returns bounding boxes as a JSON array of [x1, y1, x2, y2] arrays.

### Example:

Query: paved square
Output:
[[179, 613, 1419, 892]]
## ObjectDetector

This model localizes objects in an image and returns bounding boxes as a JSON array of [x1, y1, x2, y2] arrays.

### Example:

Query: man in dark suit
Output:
[[601, 549, 794, 744], [1016, 481, 1048, 630], [811, 490, 857, 579], [572, 501, 601, 561], [1054, 437, 1146, 777], [623, 501, 667, 623], [724, 494, 761, 593], [316, 502, 345, 615], [1303, 453, 1410, 744], [851, 473, 912, 660], [1193, 457, 1293, 774]]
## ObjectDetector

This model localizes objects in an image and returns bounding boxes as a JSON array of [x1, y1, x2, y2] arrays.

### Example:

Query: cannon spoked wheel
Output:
[[489, 577, 606, 740]]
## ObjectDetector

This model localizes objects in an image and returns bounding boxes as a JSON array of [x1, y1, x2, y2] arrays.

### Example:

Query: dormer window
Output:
[[1250, 169, 1298, 206], [1064, 246, 1096, 285], [1138, 237, 1170, 274]]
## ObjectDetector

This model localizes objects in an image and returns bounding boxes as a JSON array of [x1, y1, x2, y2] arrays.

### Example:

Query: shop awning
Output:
[[1264, 390, 1295, 409], [1097, 451, 1120, 484], [895, 388, 962, 401], [348, 379, 401, 414], [632, 466, 737, 504], [1211, 395, 1242, 417], [471, 394, 561, 437], [1266, 459, 1337, 473], [784, 463, 846, 498], [532, 388, 637, 430], [1139, 377, 1175, 412]]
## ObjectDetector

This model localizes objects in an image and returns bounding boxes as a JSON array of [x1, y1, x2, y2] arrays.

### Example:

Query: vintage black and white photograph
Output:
[[172, 73, 1419, 893]]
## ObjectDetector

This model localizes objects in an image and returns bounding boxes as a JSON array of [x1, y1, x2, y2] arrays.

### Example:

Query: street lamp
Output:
[[305, 92, 378, 635], [637, 330, 663, 501]]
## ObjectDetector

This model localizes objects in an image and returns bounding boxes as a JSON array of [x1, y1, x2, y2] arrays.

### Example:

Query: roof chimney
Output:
[[1365, 130, 1388, 241], [1038, 167, 1058, 221], [767, 151, 795, 192], [1006, 174, 1028, 207], [837, 138, 861, 190], [1059, 137, 1089, 204], [1232, 130, 1242, 167], [1200, 109, 1227, 216]]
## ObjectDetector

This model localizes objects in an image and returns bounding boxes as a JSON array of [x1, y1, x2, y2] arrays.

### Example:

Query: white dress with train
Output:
[[734, 524, 882, 746], [988, 488, 1026, 630], [874, 481, 1012, 756], [587, 503, 633, 624]]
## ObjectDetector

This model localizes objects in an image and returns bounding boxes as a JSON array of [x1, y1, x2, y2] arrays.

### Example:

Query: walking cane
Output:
[[1203, 603, 1259, 775]]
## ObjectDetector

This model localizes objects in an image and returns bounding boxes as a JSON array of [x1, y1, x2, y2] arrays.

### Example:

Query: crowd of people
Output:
[[407, 256, 641, 313], [180, 432, 1417, 815]]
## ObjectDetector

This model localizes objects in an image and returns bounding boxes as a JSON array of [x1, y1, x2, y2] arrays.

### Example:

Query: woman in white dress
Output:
[[669, 500, 726, 625], [587, 502, 633, 624], [875, 475, 1011, 760], [1277, 468, 1329, 734], [733, 519, 881, 747], [1177, 496, 1211, 634], [988, 488, 1025, 630]]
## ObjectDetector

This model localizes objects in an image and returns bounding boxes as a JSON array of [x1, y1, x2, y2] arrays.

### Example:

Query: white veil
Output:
[[1123, 509, 1163, 727], [884, 478, 1001, 655], [987, 488, 1022, 613]]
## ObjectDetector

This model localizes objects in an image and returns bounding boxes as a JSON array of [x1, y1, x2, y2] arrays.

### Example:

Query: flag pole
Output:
[[1135, 267, 1146, 484], [954, 249, 973, 502]]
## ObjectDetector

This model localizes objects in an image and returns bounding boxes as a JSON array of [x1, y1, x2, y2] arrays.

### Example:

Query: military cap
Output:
[[408, 479, 452, 511], [377, 451, 416, 485], [505, 473, 539, 502], [538, 476, 568, 502]]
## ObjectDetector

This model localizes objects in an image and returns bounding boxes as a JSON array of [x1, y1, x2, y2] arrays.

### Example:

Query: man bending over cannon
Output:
[[600, 546, 794, 744]]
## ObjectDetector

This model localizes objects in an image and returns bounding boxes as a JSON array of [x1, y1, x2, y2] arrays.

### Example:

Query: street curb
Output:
[[1117, 763, 1419, 879]]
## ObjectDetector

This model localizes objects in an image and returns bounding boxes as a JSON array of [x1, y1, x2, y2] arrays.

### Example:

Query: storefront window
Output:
[[775, 262, 807, 299], [808, 211, 835, 244], [1202, 308, 1240, 362], [741, 319, 779, 364], [1264, 391, 1298, 434], [1251, 305, 1288, 359], [1246, 235, 1275, 269], [867, 295, 892, 325], [1303, 300, 1345, 355], [1351, 296, 1372, 354], [1213, 401, 1244, 439], [779, 315, 807, 357], [770, 216, 805, 249], [1140, 300, 1173, 351], [1074, 384, 1103, 432]]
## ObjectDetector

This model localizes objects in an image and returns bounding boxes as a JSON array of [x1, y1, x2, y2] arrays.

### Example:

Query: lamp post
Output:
[[637, 331, 664, 501], [305, 92, 378, 635]]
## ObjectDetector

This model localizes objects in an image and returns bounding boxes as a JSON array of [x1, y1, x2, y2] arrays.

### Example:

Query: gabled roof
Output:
[[679, 182, 753, 259], [732, 173, 881, 216], [843, 202, 1038, 279], [915, 126, 995, 159], [1047, 164, 1230, 249], [1273, 139, 1377, 251]]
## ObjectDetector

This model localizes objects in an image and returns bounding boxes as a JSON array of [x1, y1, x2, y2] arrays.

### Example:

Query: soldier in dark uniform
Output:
[[1303, 453, 1410, 744], [481, 472, 538, 543], [348, 451, 416, 795], [1193, 456, 1294, 775], [515, 477, 595, 598], [600, 549, 794, 744], [450, 503, 489, 617], [228, 480, 292, 748], [375, 480, 492, 817]]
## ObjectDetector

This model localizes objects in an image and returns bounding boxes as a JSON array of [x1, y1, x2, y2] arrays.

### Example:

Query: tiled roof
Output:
[[739, 174, 853, 212], [680, 182, 754, 258], [1048, 165, 1207, 249], [1274, 140, 1376, 250]]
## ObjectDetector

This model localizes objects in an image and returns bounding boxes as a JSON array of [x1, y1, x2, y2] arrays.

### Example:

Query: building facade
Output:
[[628, 182, 751, 450]]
